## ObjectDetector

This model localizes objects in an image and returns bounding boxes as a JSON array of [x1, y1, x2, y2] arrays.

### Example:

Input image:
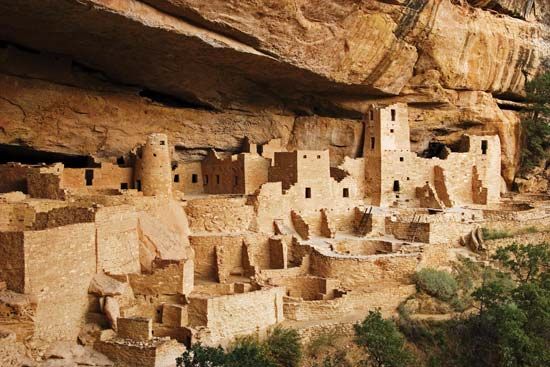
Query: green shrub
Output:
[[176, 344, 226, 367], [354, 309, 415, 367], [226, 337, 276, 367], [265, 327, 302, 367], [481, 228, 512, 240], [414, 268, 458, 301]]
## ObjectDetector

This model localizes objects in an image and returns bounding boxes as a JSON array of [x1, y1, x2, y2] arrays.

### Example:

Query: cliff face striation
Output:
[[0, 0, 548, 186]]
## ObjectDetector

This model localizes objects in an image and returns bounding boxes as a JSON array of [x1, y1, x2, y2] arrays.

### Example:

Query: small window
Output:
[[390, 129, 394, 133], [153, 153, 157, 157], [136, 180, 142, 191], [317, 155, 321, 159], [371, 137, 375, 150], [369, 110, 374, 121], [85, 169, 94, 186], [305, 187, 311, 199], [303, 155, 307, 159], [343, 188, 349, 198], [191, 174, 198, 183], [116, 156, 125, 165], [204, 175, 209, 184], [216, 175, 220, 184], [160, 141, 165, 145], [174, 174, 180, 183], [399, 157, 404, 162], [234, 176, 238, 185], [481, 140, 488, 155], [393, 180, 400, 192], [391, 109, 396, 121], [256, 145, 263, 155], [406, 177, 410, 181], [120, 183, 128, 190]]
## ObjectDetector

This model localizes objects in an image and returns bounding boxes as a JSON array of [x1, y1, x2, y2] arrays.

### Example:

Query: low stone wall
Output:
[[185, 197, 254, 233], [188, 287, 285, 341], [283, 285, 415, 322], [304, 246, 418, 289]]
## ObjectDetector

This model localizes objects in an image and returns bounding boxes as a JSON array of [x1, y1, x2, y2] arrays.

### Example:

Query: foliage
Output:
[[414, 268, 458, 301], [312, 351, 352, 367], [177, 328, 302, 367], [176, 344, 226, 367], [306, 330, 340, 357], [520, 72, 550, 174], [401, 243, 550, 367], [481, 228, 512, 240], [265, 327, 302, 367], [354, 309, 415, 367], [226, 337, 277, 367]]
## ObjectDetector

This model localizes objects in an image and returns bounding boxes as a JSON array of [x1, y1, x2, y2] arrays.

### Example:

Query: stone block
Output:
[[162, 304, 187, 327], [117, 317, 152, 342]]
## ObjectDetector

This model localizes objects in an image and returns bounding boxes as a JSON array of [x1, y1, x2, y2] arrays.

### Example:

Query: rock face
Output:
[[0, 0, 548, 187]]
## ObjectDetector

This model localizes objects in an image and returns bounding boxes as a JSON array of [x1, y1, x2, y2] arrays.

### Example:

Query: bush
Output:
[[481, 228, 512, 240], [265, 327, 302, 367], [414, 268, 458, 301], [226, 337, 276, 367], [354, 309, 415, 367], [176, 344, 226, 367]]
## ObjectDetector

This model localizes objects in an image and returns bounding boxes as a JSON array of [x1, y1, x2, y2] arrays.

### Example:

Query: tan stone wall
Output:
[[130, 260, 186, 295], [23, 223, 96, 341], [27, 165, 65, 200], [189, 287, 285, 340], [62, 163, 133, 191], [305, 247, 418, 288], [95, 205, 140, 274], [117, 317, 152, 341], [179, 161, 203, 194], [185, 197, 254, 233], [0, 232, 25, 292]]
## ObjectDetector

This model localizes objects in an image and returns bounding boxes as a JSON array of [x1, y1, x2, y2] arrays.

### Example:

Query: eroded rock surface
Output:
[[0, 0, 548, 186]]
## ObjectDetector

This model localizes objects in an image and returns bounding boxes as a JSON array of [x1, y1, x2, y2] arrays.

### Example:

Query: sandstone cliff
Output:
[[0, 0, 548, 187]]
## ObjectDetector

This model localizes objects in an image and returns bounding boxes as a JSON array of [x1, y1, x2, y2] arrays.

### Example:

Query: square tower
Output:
[[363, 103, 410, 206]]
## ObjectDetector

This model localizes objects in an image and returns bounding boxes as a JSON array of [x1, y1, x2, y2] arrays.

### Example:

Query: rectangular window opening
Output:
[[391, 109, 396, 121], [160, 140, 165, 145], [303, 154, 307, 159], [343, 188, 349, 198], [390, 129, 394, 133], [234, 176, 239, 186], [216, 175, 220, 184], [174, 174, 180, 183], [191, 174, 198, 183], [305, 187, 311, 199], [85, 169, 94, 186], [399, 157, 404, 162], [393, 180, 400, 192], [136, 180, 142, 192], [369, 110, 374, 121], [481, 140, 488, 155], [120, 183, 128, 190], [370, 137, 375, 150]]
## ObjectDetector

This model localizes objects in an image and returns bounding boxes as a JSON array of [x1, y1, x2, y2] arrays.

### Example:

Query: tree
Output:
[[354, 309, 414, 367], [468, 243, 550, 366], [519, 72, 550, 175], [265, 327, 302, 367], [176, 344, 226, 367], [226, 337, 277, 367]]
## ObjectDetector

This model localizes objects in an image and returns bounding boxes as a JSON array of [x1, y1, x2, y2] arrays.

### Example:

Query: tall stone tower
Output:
[[140, 133, 172, 196], [363, 103, 409, 206]]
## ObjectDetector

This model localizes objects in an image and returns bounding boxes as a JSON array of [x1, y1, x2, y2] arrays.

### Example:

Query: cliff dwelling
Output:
[[0, 1, 549, 366]]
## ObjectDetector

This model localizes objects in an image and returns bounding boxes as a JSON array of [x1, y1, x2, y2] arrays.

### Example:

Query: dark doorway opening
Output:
[[393, 180, 400, 192], [85, 169, 94, 186], [305, 187, 311, 199]]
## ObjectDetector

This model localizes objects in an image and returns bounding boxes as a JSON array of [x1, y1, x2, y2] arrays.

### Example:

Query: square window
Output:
[[390, 129, 394, 133], [317, 155, 321, 159], [120, 183, 128, 190], [400, 157, 404, 162], [303, 155, 307, 159], [160, 141, 165, 145]]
